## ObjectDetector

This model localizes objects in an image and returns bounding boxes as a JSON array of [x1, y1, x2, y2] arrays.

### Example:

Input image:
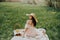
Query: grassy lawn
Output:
[[0, 2, 60, 40]]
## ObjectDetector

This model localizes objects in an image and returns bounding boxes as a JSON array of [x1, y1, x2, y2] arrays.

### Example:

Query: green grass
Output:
[[0, 2, 60, 40]]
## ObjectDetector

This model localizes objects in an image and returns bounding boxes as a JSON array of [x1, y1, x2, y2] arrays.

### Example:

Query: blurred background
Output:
[[0, 0, 60, 40], [0, 0, 60, 8]]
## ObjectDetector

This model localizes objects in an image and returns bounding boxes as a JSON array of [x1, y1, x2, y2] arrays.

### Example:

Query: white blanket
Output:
[[11, 28, 49, 40]]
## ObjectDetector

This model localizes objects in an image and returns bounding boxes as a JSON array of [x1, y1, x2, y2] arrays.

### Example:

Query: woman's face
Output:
[[29, 15, 32, 19]]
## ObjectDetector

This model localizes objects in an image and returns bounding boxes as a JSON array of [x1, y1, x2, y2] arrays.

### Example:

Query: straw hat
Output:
[[26, 13, 38, 22]]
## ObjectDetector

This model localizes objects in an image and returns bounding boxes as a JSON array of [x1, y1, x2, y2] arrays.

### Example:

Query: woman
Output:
[[24, 13, 38, 38], [24, 13, 49, 40]]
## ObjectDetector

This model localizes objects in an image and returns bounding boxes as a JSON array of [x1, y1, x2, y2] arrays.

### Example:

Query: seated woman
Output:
[[24, 13, 49, 40], [24, 13, 38, 38]]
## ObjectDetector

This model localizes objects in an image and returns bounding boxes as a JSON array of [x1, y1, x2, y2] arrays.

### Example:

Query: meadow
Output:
[[0, 2, 60, 40]]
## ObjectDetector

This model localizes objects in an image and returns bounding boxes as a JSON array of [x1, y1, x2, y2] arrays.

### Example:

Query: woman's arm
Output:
[[24, 28, 28, 33], [24, 20, 31, 32], [23, 28, 28, 37], [23, 20, 31, 36]]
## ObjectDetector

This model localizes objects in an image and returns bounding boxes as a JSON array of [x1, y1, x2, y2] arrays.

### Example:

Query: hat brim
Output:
[[26, 14, 31, 16], [26, 13, 38, 22]]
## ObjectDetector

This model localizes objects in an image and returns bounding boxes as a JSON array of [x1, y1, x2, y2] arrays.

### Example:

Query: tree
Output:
[[56, 0, 60, 8], [47, 0, 60, 8], [47, 0, 53, 7]]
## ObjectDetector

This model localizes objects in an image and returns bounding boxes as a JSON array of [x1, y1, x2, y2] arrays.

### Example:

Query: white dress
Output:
[[35, 28, 49, 40], [25, 20, 38, 38], [25, 20, 49, 40]]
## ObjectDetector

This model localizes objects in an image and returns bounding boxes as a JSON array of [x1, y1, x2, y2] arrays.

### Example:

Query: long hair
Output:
[[31, 16, 36, 26]]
